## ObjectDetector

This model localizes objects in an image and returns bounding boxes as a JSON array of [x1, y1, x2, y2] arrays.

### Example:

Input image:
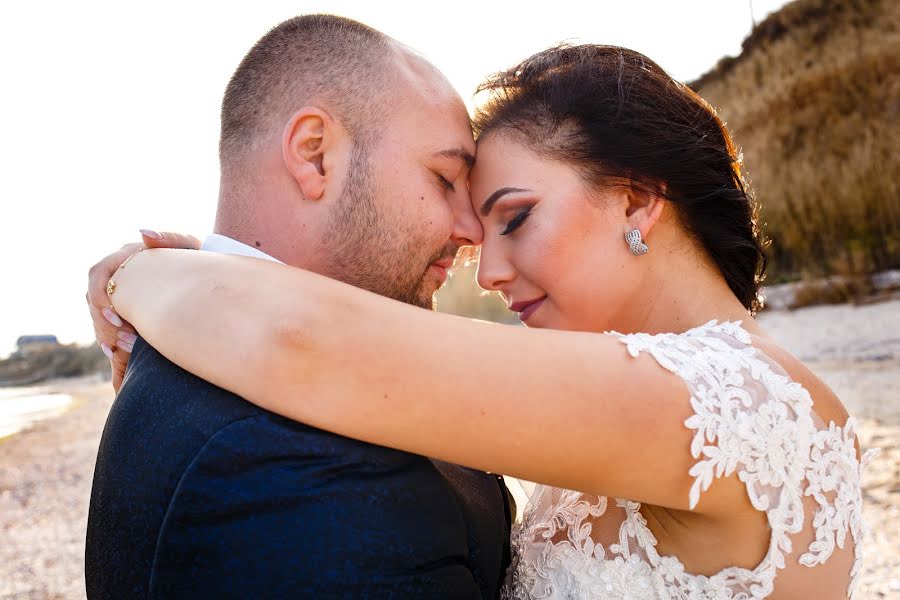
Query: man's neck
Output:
[[202, 233, 282, 263], [214, 173, 329, 272], [212, 223, 323, 271]]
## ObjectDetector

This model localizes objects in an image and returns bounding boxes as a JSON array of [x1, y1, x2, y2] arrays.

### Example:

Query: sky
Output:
[[0, 0, 791, 358]]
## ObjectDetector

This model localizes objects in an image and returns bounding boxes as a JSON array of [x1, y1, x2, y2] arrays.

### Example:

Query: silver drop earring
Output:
[[625, 229, 649, 256]]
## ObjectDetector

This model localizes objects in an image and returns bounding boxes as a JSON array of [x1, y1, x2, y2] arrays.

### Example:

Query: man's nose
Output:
[[451, 192, 484, 247]]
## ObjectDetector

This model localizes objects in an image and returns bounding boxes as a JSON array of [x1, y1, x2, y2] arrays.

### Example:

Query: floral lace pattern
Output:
[[501, 321, 877, 600]]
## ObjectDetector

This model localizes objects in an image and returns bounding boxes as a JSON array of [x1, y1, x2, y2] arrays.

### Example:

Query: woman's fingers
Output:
[[116, 329, 137, 353], [88, 299, 113, 346], [110, 347, 129, 393], [87, 242, 145, 388], [140, 229, 201, 250], [88, 290, 137, 388], [93, 308, 134, 394], [89, 301, 136, 348], [86, 231, 200, 391]]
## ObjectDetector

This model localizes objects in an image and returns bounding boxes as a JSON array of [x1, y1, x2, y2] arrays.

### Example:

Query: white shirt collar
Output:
[[200, 234, 284, 264]]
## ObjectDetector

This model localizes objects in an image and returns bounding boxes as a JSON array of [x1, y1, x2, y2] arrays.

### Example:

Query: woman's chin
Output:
[[520, 312, 594, 332], [519, 311, 550, 329]]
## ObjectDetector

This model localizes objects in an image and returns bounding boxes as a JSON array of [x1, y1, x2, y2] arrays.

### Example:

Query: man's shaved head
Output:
[[213, 14, 481, 309], [219, 14, 396, 176]]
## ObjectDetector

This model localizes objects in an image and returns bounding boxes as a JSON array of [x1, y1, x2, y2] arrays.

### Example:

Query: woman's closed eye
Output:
[[501, 207, 532, 236]]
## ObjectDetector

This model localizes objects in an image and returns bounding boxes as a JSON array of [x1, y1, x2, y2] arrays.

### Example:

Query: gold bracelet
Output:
[[106, 247, 145, 308]]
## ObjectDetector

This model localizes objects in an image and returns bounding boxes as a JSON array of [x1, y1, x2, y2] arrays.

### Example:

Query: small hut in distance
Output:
[[15, 335, 60, 357]]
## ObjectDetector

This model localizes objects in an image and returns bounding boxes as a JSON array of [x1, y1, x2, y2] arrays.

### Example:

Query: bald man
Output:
[[85, 15, 511, 599]]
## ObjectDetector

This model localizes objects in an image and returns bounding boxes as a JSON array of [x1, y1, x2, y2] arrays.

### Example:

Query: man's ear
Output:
[[282, 107, 339, 202], [624, 180, 666, 240]]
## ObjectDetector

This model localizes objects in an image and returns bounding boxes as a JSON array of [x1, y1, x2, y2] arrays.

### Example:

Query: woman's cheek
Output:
[[537, 221, 578, 277]]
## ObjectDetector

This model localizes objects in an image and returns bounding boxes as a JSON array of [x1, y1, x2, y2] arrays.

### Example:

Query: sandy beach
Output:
[[1, 301, 898, 599], [0, 376, 113, 599]]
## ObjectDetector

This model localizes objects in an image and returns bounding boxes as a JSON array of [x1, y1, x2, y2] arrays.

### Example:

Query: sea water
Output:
[[0, 387, 73, 439]]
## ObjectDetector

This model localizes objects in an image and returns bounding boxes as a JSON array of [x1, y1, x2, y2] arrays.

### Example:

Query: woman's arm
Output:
[[109, 249, 702, 511], [86, 231, 201, 392]]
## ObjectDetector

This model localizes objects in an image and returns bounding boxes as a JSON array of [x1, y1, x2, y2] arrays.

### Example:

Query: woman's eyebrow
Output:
[[480, 187, 530, 216]]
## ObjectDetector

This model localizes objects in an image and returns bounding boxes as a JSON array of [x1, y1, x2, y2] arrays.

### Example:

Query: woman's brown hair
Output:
[[473, 44, 768, 313]]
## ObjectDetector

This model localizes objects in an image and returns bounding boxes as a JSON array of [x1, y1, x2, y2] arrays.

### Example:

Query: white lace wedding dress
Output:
[[501, 321, 877, 600]]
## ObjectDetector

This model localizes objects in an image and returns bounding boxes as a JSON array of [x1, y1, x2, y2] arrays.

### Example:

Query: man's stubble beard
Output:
[[322, 143, 454, 309]]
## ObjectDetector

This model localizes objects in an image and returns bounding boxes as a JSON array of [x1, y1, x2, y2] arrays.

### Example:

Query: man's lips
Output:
[[508, 295, 547, 321], [429, 257, 454, 284]]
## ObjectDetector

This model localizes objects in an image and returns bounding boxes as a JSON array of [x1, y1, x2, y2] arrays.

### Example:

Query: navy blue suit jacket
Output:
[[86, 339, 511, 599]]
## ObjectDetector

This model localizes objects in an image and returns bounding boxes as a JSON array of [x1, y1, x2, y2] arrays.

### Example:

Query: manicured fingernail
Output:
[[140, 229, 162, 240], [101, 342, 114, 359], [116, 340, 133, 353], [117, 331, 137, 344], [102, 307, 123, 327]]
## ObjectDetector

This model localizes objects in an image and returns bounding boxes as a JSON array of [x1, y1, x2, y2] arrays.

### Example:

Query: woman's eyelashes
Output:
[[501, 207, 532, 236]]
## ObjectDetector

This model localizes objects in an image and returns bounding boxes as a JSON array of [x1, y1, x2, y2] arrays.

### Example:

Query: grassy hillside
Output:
[[442, 0, 898, 321], [690, 0, 899, 280]]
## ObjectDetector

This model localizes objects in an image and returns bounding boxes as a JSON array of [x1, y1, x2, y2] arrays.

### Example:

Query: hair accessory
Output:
[[625, 229, 649, 256]]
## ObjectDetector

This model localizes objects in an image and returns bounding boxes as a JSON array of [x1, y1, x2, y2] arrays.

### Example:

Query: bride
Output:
[[87, 45, 873, 599]]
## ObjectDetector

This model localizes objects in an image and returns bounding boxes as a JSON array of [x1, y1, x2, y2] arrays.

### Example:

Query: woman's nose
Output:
[[475, 243, 515, 292]]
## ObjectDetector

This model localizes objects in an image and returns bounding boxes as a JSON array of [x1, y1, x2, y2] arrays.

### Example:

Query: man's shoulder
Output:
[[109, 337, 425, 465], [87, 340, 451, 599], [114, 336, 264, 436]]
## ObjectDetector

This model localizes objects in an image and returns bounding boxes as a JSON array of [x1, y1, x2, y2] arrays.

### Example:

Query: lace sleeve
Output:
[[613, 321, 878, 597]]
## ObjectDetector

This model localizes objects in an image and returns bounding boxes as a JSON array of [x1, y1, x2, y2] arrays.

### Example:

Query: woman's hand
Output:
[[86, 230, 201, 392]]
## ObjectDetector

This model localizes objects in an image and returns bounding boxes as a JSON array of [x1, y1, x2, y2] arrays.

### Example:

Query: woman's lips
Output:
[[509, 295, 547, 322]]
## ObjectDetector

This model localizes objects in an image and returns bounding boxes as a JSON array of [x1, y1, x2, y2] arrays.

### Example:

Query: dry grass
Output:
[[789, 275, 875, 308], [440, 0, 899, 319], [691, 0, 900, 281]]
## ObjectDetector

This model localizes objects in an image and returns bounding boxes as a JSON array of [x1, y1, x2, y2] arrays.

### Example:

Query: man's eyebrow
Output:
[[480, 187, 530, 216], [433, 148, 475, 168]]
